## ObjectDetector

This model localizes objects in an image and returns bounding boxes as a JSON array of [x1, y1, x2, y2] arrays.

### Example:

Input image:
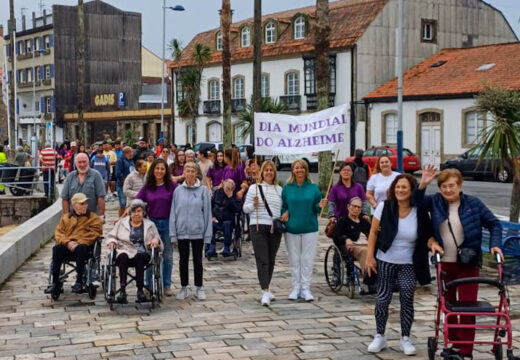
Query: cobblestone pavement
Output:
[[0, 201, 519, 359]]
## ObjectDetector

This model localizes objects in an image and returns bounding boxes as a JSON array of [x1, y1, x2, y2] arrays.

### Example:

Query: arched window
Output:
[[233, 76, 245, 99], [208, 79, 220, 100], [216, 31, 222, 51], [265, 22, 276, 44], [241, 27, 250, 47], [384, 112, 398, 144], [294, 16, 306, 39], [285, 71, 299, 95]]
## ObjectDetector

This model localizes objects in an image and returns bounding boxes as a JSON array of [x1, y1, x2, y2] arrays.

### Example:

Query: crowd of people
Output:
[[39, 135, 503, 359]]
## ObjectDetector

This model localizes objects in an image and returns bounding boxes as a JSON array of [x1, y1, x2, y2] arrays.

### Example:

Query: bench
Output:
[[482, 221, 520, 284]]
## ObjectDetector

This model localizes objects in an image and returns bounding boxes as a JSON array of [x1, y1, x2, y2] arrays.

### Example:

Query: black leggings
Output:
[[178, 239, 204, 287], [116, 252, 151, 290], [52, 244, 92, 284]]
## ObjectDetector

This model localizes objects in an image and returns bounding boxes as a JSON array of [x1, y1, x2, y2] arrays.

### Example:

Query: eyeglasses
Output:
[[440, 183, 458, 190], [350, 204, 362, 209]]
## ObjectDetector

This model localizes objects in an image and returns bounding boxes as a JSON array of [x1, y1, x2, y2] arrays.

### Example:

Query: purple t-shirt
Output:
[[223, 164, 246, 192], [328, 182, 366, 218], [207, 166, 226, 187], [136, 182, 178, 219]]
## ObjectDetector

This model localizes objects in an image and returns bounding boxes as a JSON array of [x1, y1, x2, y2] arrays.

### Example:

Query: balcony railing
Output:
[[305, 93, 336, 110], [279, 95, 301, 112], [203, 100, 221, 114], [232, 98, 247, 113]]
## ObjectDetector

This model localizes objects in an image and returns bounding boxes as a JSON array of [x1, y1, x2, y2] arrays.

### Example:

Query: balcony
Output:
[[305, 93, 336, 110], [279, 95, 301, 112], [203, 100, 221, 115], [232, 98, 247, 113]]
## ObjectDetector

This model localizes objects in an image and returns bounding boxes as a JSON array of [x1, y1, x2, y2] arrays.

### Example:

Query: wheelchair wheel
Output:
[[88, 285, 97, 300], [427, 336, 436, 360], [324, 245, 344, 292]]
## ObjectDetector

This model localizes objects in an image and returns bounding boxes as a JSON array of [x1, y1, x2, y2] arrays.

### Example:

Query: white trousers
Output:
[[284, 231, 319, 291]]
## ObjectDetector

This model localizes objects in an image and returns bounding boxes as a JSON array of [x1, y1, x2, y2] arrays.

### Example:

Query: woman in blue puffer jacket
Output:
[[414, 166, 503, 360]]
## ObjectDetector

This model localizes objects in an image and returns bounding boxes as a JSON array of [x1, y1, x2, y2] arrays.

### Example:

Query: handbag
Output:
[[258, 184, 286, 235], [325, 220, 336, 238], [447, 217, 482, 268]]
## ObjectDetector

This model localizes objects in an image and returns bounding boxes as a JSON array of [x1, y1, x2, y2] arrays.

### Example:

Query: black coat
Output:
[[212, 188, 241, 223], [376, 200, 433, 285]]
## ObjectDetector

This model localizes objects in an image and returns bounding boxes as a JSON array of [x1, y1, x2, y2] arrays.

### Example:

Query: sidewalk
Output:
[[0, 200, 518, 359]]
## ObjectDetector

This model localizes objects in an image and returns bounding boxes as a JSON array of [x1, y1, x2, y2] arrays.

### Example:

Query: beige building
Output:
[[142, 46, 163, 78]]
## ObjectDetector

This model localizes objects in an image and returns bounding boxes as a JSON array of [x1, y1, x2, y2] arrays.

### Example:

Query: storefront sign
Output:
[[92, 93, 117, 108]]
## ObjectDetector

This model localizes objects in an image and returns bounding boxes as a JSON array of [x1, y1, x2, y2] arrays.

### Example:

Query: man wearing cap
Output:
[[154, 138, 165, 157], [45, 193, 103, 296], [62, 153, 106, 217], [133, 137, 154, 162]]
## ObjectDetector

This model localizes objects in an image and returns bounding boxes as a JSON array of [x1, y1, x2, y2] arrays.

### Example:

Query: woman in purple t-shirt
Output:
[[326, 162, 367, 221], [206, 150, 226, 195], [222, 148, 248, 200], [169, 149, 186, 183], [136, 159, 178, 296]]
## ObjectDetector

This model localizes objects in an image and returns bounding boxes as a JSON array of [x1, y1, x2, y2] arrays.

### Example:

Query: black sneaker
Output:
[[45, 282, 62, 294], [71, 282, 84, 293], [136, 289, 147, 303], [116, 290, 128, 304]]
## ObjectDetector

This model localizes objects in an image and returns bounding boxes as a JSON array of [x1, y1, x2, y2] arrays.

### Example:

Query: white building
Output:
[[363, 41, 520, 169], [169, 0, 516, 157]]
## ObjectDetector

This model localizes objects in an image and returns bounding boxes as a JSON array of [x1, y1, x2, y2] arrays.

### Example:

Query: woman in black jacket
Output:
[[365, 173, 434, 356]]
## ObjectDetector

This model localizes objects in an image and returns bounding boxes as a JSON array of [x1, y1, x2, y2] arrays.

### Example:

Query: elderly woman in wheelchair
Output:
[[45, 192, 103, 299], [106, 199, 163, 304]]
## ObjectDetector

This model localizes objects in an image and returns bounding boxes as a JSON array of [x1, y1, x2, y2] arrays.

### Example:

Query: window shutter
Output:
[[15, 70, 19, 83], [40, 66, 44, 80], [15, 42, 19, 55], [5, 44, 10, 57], [8, 71, 12, 84], [49, 34, 54, 48], [40, 97, 45, 114], [51, 96, 55, 112], [16, 99, 19, 114], [31, 38, 35, 50], [39, 37, 44, 50], [22, 41, 26, 54], [22, 69, 26, 82], [50, 65, 55, 78]]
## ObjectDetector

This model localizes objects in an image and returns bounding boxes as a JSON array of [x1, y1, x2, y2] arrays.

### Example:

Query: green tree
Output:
[[167, 38, 183, 61], [237, 97, 287, 138], [316, 0, 332, 196], [476, 86, 520, 222]]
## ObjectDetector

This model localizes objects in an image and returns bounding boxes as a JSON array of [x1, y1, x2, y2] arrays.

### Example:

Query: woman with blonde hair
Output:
[[243, 160, 283, 306], [366, 155, 399, 212], [281, 159, 326, 301]]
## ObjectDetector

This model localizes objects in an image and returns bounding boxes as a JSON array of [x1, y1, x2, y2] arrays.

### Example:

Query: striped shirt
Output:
[[243, 182, 283, 226], [40, 148, 57, 171]]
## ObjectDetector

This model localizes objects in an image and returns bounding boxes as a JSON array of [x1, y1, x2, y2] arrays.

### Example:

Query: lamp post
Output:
[[161, 2, 185, 141], [31, 47, 46, 167]]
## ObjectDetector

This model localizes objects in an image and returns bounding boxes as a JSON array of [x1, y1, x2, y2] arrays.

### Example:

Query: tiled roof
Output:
[[364, 42, 520, 101], [169, 0, 387, 69]]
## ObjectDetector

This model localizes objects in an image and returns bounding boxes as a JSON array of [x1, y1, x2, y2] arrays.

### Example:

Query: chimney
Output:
[[22, 15, 26, 31], [32, 12, 36, 28], [43, 10, 47, 25], [0, 25, 3, 38]]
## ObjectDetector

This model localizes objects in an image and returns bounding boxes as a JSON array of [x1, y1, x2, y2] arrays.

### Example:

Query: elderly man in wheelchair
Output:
[[45, 192, 103, 299], [106, 199, 163, 304]]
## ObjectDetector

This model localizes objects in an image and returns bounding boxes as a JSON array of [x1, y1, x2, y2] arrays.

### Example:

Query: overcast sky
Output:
[[1, 0, 519, 57]]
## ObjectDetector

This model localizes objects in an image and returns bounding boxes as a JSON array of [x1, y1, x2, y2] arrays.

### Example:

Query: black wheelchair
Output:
[[207, 212, 243, 261], [102, 247, 163, 310], [324, 244, 363, 299], [44, 237, 103, 301]]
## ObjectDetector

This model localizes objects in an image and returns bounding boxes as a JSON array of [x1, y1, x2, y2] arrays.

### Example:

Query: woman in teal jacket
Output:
[[281, 159, 326, 302]]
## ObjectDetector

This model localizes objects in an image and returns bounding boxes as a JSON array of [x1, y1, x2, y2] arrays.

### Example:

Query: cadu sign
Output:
[[92, 92, 125, 108]]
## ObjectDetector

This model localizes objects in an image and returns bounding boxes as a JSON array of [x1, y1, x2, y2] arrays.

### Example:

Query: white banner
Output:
[[254, 104, 349, 156], [1, 50, 8, 106]]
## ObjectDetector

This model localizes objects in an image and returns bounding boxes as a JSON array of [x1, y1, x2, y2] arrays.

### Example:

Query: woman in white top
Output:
[[243, 160, 283, 306], [366, 155, 399, 212]]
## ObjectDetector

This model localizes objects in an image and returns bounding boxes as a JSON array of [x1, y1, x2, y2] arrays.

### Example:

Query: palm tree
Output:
[[221, 0, 232, 149], [167, 39, 183, 61], [316, 0, 331, 195], [476, 86, 520, 222], [237, 97, 287, 138]]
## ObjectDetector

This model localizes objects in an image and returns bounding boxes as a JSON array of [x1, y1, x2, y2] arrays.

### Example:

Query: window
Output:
[[421, 19, 437, 43], [329, 56, 336, 94], [261, 74, 270, 98], [45, 65, 51, 80], [384, 113, 398, 144], [265, 22, 276, 44], [176, 76, 184, 102], [45, 97, 52, 113], [241, 27, 250, 47], [186, 124, 193, 143], [304, 58, 315, 95], [208, 79, 220, 100], [25, 39, 32, 53], [34, 37, 41, 51], [18, 41, 24, 55], [294, 16, 306, 39], [464, 111, 485, 145], [233, 123, 246, 146], [216, 31, 222, 51], [285, 71, 299, 95], [18, 69, 24, 83], [35, 101, 40, 113], [26, 68, 33, 82], [233, 76, 245, 99], [44, 35, 51, 49], [35, 66, 42, 81], [420, 112, 440, 122]]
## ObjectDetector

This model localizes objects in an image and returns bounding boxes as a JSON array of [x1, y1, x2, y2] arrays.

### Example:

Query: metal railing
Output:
[[0, 165, 54, 200]]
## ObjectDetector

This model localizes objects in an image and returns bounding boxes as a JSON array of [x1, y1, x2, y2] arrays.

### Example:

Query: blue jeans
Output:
[[211, 220, 233, 249], [116, 184, 126, 208], [42, 170, 55, 198], [149, 218, 173, 288]]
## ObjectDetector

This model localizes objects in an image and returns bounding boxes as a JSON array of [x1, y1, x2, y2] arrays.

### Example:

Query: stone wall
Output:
[[0, 197, 49, 227]]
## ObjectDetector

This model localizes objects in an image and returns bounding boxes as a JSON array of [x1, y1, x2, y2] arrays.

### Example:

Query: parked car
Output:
[[440, 146, 518, 183], [345, 146, 421, 173], [238, 144, 254, 163], [193, 142, 223, 153], [269, 152, 336, 172]]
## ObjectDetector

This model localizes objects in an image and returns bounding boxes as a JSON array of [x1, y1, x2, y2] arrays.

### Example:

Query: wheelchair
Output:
[[102, 247, 163, 310], [44, 237, 103, 301], [207, 211, 243, 261], [324, 244, 362, 299]]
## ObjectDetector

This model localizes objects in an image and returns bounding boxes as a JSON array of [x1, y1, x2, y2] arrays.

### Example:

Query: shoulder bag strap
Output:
[[258, 184, 273, 218], [447, 217, 460, 251]]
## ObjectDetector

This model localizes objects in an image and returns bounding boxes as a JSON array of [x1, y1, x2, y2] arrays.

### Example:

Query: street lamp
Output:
[[161, 2, 185, 141], [31, 47, 47, 167]]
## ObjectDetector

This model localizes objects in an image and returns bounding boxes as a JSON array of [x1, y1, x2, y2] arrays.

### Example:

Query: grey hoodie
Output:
[[169, 179, 213, 244]]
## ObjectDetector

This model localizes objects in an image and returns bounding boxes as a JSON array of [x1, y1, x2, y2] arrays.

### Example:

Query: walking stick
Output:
[[320, 151, 340, 218], [255, 155, 259, 230]]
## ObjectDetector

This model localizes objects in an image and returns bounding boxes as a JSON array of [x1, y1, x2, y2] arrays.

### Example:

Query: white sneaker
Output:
[[268, 292, 275, 301], [195, 287, 206, 300], [400, 336, 416, 356], [91, 280, 101, 288], [301, 289, 314, 302], [368, 334, 387, 353], [176, 287, 189, 300], [288, 288, 300, 300], [261, 291, 270, 306]]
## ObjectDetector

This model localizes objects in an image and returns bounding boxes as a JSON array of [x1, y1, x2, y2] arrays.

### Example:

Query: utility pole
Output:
[[251, 0, 262, 147], [221, 0, 232, 149], [397, 0, 404, 172], [77, 0, 86, 143], [8, 0, 16, 148]]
